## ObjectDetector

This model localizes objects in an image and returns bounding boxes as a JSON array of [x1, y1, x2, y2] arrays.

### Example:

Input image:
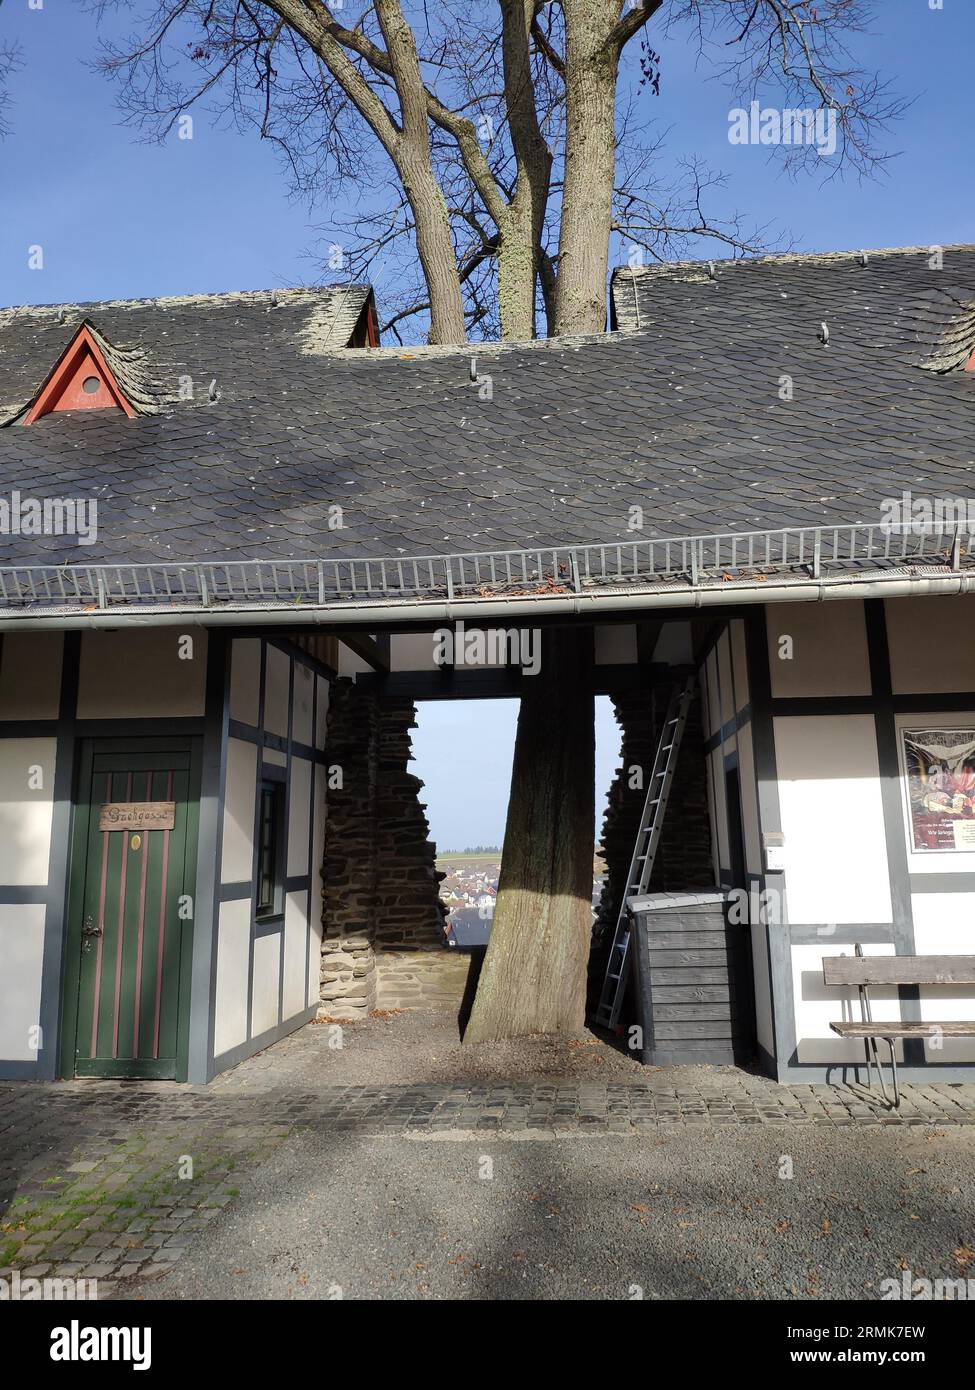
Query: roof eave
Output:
[[0, 567, 972, 632]]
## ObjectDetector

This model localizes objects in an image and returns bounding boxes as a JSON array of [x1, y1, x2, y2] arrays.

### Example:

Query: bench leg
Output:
[[864, 1033, 897, 1109], [885, 1037, 900, 1109], [856, 967, 898, 1109]]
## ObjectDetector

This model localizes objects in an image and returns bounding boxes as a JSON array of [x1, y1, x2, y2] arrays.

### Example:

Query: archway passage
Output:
[[316, 622, 716, 1037]]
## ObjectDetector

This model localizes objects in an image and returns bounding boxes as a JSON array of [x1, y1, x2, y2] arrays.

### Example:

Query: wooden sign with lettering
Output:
[[98, 802, 176, 832]]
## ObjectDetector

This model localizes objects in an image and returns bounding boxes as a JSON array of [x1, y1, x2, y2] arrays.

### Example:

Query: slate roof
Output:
[[0, 284, 374, 425], [0, 247, 973, 578]]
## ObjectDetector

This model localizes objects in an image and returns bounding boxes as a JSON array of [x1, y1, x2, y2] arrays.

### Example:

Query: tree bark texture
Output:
[[464, 627, 595, 1043], [553, 0, 621, 336]]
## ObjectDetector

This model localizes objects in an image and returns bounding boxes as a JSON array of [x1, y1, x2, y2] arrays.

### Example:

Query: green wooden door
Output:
[[64, 742, 200, 1079]]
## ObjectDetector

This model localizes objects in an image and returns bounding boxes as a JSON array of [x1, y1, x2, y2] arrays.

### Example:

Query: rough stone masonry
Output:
[[319, 681, 450, 1018]]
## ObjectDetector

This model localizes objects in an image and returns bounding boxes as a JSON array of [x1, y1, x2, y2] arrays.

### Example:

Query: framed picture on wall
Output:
[[903, 728, 975, 852]]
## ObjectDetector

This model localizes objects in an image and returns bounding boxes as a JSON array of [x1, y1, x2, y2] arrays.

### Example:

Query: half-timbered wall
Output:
[[748, 595, 975, 1082], [210, 637, 329, 1076], [699, 619, 772, 1060], [0, 629, 209, 1079], [0, 633, 61, 1069]]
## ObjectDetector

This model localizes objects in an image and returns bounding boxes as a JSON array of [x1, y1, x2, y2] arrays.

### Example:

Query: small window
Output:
[[256, 780, 284, 918]]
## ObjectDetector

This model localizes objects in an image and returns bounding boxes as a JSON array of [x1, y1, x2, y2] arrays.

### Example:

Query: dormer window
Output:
[[23, 321, 136, 424]]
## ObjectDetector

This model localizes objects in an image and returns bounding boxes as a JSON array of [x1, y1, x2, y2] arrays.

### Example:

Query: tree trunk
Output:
[[496, 0, 552, 341], [272, 0, 468, 344], [374, 0, 467, 345], [464, 628, 594, 1042], [400, 156, 468, 345], [553, 0, 620, 336]]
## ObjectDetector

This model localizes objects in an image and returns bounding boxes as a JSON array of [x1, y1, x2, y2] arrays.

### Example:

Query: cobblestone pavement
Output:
[[2, 1020, 975, 1294]]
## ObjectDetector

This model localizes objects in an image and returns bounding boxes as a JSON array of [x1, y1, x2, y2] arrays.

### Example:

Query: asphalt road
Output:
[[119, 1124, 975, 1301]]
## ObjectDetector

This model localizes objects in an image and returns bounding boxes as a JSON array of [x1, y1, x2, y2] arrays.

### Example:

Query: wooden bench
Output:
[[823, 947, 975, 1107]]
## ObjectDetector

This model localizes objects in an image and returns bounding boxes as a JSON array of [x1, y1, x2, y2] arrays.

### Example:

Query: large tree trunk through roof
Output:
[[464, 626, 595, 1043]]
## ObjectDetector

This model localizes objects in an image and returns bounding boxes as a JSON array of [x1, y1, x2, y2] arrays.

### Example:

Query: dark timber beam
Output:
[[636, 619, 665, 665], [360, 662, 684, 702], [340, 631, 391, 673]]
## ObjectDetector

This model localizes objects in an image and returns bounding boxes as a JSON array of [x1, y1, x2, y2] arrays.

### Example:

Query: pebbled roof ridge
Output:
[[0, 283, 372, 317], [613, 243, 975, 283]]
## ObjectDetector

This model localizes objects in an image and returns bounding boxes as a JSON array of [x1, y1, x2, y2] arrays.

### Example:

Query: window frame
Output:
[[255, 771, 286, 922]]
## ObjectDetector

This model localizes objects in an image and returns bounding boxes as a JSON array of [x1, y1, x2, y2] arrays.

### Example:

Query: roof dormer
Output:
[[24, 322, 137, 424]]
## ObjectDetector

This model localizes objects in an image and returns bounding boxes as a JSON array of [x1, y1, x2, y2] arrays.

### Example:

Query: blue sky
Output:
[[2, 1, 972, 306], [2, 0, 972, 847]]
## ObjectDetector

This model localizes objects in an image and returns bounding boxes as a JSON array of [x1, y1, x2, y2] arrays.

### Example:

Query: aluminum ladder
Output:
[[593, 675, 696, 1030]]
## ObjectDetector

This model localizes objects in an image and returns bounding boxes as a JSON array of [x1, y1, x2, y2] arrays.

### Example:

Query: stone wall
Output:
[[374, 949, 473, 1011], [319, 682, 455, 1019], [318, 680, 380, 1019], [374, 699, 447, 952]]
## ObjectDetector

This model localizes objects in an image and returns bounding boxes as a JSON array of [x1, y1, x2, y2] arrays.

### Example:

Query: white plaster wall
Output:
[[213, 898, 250, 1057], [729, 620, 750, 714], [766, 601, 871, 698], [212, 645, 325, 1071], [76, 630, 207, 718], [912, 894, 975, 1061], [894, 710, 975, 877], [793, 941, 901, 1063], [716, 630, 735, 731], [292, 662, 314, 747], [0, 633, 63, 720], [886, 596, 975, 694], [338, 644, 373, 677], [0, 738, 55, 885], [736, 721, 762, 878], [390, 633, 440, 672], [287, 757, 312, 877], [251, 931, 280, 1038], [774, 715, 892, 925], [229, 639, 261, 727], [0, 903, 46, 1060], [594, 624, 638, 665], [264, 644, 291, 739], [221, 738, 257, 885], [283, 890, 309, 1020]]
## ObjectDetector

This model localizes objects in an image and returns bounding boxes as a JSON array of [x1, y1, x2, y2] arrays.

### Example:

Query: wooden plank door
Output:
[[65, 743, 199, 1079]]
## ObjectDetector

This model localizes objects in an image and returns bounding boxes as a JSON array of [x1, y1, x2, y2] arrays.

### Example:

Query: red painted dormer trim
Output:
[[24, 323, 137, 424], [365, 298, 380, 348]]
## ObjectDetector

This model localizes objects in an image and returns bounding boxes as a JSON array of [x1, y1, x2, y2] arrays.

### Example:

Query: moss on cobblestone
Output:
[[0, 1131, 291, 1273]]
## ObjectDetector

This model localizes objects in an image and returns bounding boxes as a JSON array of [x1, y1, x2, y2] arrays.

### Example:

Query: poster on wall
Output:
[[903, 728, 975, 852]]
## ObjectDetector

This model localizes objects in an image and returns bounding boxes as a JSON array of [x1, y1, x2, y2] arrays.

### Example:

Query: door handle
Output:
[[81, 916, 104, 951]]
